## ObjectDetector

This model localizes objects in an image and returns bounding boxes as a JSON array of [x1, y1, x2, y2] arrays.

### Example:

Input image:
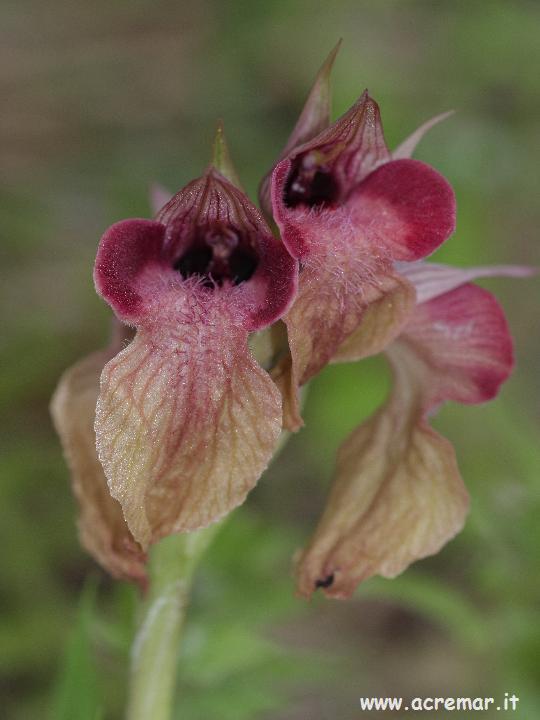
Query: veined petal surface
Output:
[[96, 322, 282, 548], [296, 283, 513, 597], [51, 350, 147, 586], [272, 156, 454, 427], [280, 263, 416, 431]]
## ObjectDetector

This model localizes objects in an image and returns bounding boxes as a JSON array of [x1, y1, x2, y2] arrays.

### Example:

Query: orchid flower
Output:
[[94, 137, 299, 550], [259, 47, 532, 598], [52, 128, 298, 576], [295, 261, 533, 598], [260, 46, 457, 430]]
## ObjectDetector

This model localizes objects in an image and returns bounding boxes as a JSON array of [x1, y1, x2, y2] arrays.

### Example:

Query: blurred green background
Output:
[[1, 1, 539, 718]]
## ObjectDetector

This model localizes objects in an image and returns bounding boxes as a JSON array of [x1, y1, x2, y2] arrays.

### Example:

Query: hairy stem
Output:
[[126, 524, 221, 720]]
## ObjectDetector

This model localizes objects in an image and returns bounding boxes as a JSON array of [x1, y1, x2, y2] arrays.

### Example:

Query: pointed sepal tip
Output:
[[211, 121, 243, 189]]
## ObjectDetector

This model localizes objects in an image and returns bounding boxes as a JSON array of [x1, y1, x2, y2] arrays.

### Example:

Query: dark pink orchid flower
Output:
[[295, 260, 533, 598], [264, 47, 533, 597], [93, 153, 297, 548], [260, 48, 456, 430]]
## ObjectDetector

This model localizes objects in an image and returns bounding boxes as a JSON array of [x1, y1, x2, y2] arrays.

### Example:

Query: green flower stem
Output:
[[126, 523, 222, 720], [124, 419, 298, 720]]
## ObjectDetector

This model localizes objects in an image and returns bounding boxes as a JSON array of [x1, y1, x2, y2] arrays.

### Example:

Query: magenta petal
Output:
[[350, 159, 456, 261], [94, 219, 168, 324], [241, 232, 298, 332], [402, 283, 514, 406], [396, 260, 537, 304]]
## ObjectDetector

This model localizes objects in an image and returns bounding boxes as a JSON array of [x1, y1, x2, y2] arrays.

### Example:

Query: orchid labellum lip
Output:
[[94, 219, 167, 322], [93, 167, 298, 547], [350, 158, 456, 261]]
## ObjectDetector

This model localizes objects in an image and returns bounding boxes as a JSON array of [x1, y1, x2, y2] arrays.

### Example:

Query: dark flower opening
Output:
[[284, 152, 339, 209], [315, 573, 335, 589], [175, 222, 259, 287]]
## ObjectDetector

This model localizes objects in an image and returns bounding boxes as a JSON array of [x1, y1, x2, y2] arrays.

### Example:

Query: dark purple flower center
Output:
[[315, 573, 335, 590], [175, 222, 259, 288], [284, 152, 339, 209]]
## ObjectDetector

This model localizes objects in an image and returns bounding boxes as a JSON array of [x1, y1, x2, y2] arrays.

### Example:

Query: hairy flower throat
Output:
[[175, 222, 259, 287]]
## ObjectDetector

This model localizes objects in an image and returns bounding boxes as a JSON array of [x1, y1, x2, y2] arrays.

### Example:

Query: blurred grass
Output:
[[1, 1, 539, 718], [52, 579, 103, 720]]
